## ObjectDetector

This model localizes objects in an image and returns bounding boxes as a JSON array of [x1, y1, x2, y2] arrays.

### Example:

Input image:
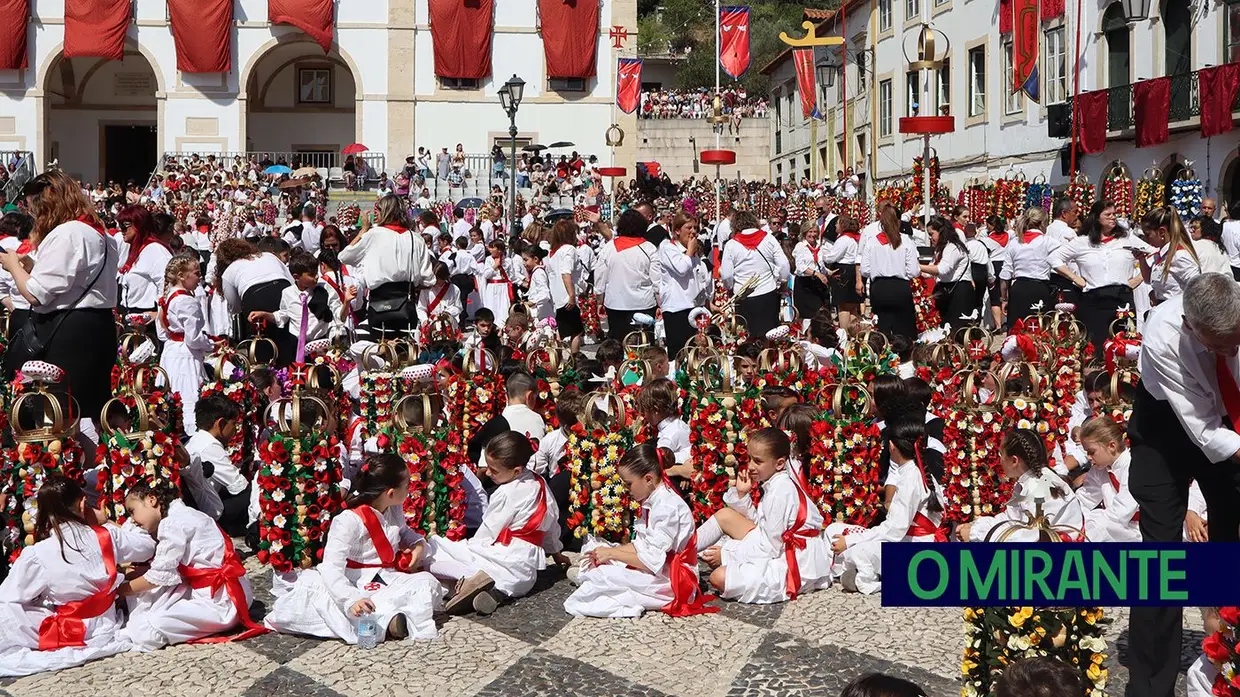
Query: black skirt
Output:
[[662, 308, 693, 358], [988, 261, 1005, 308], [605, 307, 655, 342], [555, 305, 584, 338], [1050, 274, 1081, 306], [241, 279, 294, 366], [792, 275, 828, 321], [1006, 278, 1052, 329], [25, 308, 117, 420], [4, 307, 31, 379], [1080, 284, 1134, 354], [970, 262, 989, 314], [869, 276, 917, 341], [737, 289, 781, 340], [830, 263, 863, 305]]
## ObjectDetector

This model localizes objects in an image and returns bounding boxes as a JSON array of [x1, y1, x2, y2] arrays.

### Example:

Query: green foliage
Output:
[[638, 0, 842, 95]]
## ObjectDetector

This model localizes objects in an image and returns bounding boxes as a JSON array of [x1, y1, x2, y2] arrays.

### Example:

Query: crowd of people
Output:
[[639, 87, 769, 121], [0, 163, 1237, 697]]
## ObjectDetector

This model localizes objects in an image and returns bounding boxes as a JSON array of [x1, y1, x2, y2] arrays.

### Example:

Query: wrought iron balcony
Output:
[[1078, 68, 1240, 133]]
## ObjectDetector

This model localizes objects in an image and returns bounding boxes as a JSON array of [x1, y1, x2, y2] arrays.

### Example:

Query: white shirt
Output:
[[1048, 236, 1141, 290], [120, 243, 173, 310], [860, 234, 919, 280], [593, 237, 662, 311], [713, 216, 732, 248], [157, 288, 212, 353], [220, 252, 294, 311], [820, 234, 858, 266], [999, 232, 1059, 281], [965, 237, 989, 267], [186, 430, 247, 497], [547, 245, 576, 309], [1193, 239, 1232, 276], [451, 219, 472, 243], [1081, 450, 1142, 543], [656, 240, 705, 313], [656, 417, 692, 464], [26, 220, 120, 312], [319, 506, 424, 611], [573, 244, 594, 294], [525, 265, 554, 320], [628, 482, 696, 578], [474, 470, 562, 554], [299, 220, 322, 254], [792, 241, 826, 277], [274, 283, 343, 342], [983, 232, 1009, 264], [502, 403, 547, 440], [337, 226, 436, 290], [1139, 294, 1240, 463], [933, 243, 971, 283], [719, 230, 791, 296], [1222, 220, 1240, 268], [1047, 219, 1079, 273], [1148, 244, 1201, 303], [532, 427, 568, 477], [416, 281, 463, 324], [845, 458, 939, 546]]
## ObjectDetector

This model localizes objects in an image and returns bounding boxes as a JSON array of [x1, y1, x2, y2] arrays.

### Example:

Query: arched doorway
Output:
[[44, 49, 159, 188], [1163, 0, 1193, 120], [244, 40, 358, 169]]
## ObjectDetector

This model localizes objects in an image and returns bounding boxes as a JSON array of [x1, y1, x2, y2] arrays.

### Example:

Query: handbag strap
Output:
[[29, 233, 110, 352]]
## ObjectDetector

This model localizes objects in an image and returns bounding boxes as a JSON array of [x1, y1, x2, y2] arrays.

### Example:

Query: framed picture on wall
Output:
[[297, 68, 332, 105]]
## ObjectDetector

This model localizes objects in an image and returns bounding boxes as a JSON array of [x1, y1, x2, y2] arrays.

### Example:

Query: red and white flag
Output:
[[616, 58, 643, 114], [719, 6, 751, 79]]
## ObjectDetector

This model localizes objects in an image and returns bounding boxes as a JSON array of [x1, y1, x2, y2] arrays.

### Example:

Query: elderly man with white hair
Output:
[[1127, 272, 1240, 697]]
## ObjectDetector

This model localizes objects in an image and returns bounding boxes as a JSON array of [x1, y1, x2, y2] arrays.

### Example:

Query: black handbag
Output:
[[13, 236, 108, 359], [367, 236, 417, 325]]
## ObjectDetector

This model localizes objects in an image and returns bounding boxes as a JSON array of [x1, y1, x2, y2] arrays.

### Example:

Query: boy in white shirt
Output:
[[184, 394, 248, 536], [247, 251, 347, 345]]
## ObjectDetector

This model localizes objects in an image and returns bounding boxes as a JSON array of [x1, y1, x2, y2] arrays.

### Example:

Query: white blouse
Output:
[[632, 483, 697, 577], [719, 231, 791, 297], [121, 243, 173, 309], [821, 235, 859, 265], [999, 233, 1059, 281], [473, 470, 562, 553], [1193, 239, 1232, 276], [656, 240, 705, 314], [1148, 244, 1201, 303], [143, 500, 231, 588], [0, 521, 154, 606], [792, 241, 826, 277], [320, 506, 424, 610], [158, 288, 212, 353], [593, 238, 662, 311], [1049, 236, 1142, 290], [843, 458, 939, 546], [416, 281, 463, 324], [220, 253, 294, 311], [860, 234, 919, 280], [26, 220, 120, 313], [722, 469, 824, 560], [337, 226, 436, 290], [934, 243, 971, 283], [525, 265, 555, 320], [547, 245, 576, 309]]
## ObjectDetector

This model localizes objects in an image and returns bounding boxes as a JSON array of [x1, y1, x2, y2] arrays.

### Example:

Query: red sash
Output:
[[990, 232, 1010, 246], [1108, 472, 1140, 522], [782, 475, 820, 600], [177, 530, 269, 643], [381, 224, 409, 234], [158, 288, 191, 341], [427, 283, 450, 315], [322, 273, 356, 323], [614, 236, 646, 252], [1216, 354, 1240, 431], [496, 482, 548, 547], [345, 506, 414, 572], [489, 263, 516, 302], [733, 229, 767, 251], [655, 477, 718, 617], [346, 417, 365, 448], [37, 526, 117, 651], [907, 512, 948, 542]]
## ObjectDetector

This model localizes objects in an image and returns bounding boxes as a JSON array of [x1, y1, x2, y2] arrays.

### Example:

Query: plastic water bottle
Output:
[[356, 613, 379, 649]]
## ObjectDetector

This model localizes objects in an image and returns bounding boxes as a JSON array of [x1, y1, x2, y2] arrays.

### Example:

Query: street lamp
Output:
[[499, 74, 525, 238], [1121, 0, 1151, 21]]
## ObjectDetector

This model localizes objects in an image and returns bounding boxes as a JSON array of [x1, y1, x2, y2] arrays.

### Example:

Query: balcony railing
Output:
[[1080, 68, 1240, 132]]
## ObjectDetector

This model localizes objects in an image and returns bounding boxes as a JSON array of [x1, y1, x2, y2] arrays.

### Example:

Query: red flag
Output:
[[65, 0, 131, 60], [1077, 90, 1109, 154], [1012, 0, 1040, 101], [539, 0, 599, 79], [169, 0, 233, 73], [1199, 63, 1240, 139], [0, 0, 27, 70], [269, 0, 335, 54], [999, 0, 1013, 33], [1041, 0, 1065, 18], [1134, 77, 1171, 147], [428, 0, 494, 79], [793, 48, 817, 119], [616, 58, 642, 114], [719, 6, 751, 79]]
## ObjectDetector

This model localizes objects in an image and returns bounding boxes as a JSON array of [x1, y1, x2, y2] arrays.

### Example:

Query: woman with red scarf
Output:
[[1000, 207, 1058, 329], [339, 195, 435, 339], [0, 171, 120, 421], [720, 210, 791, 340], [792, 219, 830, 324], [117, 205, 174, 331], [822, 214, 863, 332], [859, 206, 919, 341], [593, 209, 661, 341]]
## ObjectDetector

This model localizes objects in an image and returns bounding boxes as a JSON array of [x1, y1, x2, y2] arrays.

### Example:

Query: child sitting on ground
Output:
[[696, 428, 832, 604], [1076, 416, 1141, 542]]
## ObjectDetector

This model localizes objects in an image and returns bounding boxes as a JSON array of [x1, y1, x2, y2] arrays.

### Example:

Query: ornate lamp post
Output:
[[498, 74, 526, 236]]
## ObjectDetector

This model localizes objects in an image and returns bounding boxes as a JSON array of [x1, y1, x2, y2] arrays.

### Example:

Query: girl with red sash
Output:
[[825, 415, 947, 595], [427, 434, 561, 614], [565, 444, 718, 618], [955, 429, 1085, 544], [118, 481, 265, 649], [264, 455, 443, 644], [415, 261, 463, 326], [477, 239, 523, 326], [696, 429, 831, 605], [1076, 417, 1142, 543], [158, 256, 213, 435], [0, 476, 155, 677]]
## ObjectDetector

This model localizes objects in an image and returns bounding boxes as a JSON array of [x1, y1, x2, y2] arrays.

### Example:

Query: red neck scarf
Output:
[[196, 225, 210, 234], [989, 231, 1010, 246], [614, 236, 646, 252], [381, 224, 408, 234], [1021, 231, 1042, 244], [733, 228, 767, 251], [121, 236, 171, 275], [77, 215, 107, 236], [807, 245, 820, 264], [840, 231, 861, 242]]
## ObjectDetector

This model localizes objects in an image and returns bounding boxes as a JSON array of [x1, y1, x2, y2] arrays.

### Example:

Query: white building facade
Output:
[[0, 0, 639, 186]]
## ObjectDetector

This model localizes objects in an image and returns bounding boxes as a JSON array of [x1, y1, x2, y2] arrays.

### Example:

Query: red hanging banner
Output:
[[1012, 0, 1040, 101], [1077, 90, 1109, 154], [793, 48, 817, 119], [1198, 63, 1240, 139], [169, 0, 232, 73], [616, 58, 642, 114], [719, 6, 751, 80], [64, 0, 131, 61], [269, 0, 334, 54], [1133, 77, 1171, 147], [0, 0, 27, 70], [999, 0, 1013, 33], [1041, 0, 1065, 19], [539, 0, 599, 79], [428, 0, 494, 79]]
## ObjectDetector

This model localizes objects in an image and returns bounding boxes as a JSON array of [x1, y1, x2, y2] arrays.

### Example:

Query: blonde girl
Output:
[[1139, 206, 1200, 304], [159, 253, 213, 435], [1076, 417, 1141, 542]]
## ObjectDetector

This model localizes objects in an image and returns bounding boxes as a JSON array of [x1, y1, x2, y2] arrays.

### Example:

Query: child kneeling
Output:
[[264, 454, 444, 643], [426, 433, 562, 614], [564, 445, 716, 618], [696, 429, 832, 604]]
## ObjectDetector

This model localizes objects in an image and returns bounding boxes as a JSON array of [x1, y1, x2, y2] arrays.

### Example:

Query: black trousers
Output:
[[662, 308, 693, 359], [240, 279, 294, 367], [869, 277, 917, 342], [219, 485, 252, 538], [451, 273, 474, 324], [605, 306, 655, 342], [1079, 284, 1134, 356], [1126, 381, 1240, 697]]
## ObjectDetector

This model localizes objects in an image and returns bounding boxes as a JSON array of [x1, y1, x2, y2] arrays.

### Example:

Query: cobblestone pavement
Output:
[[0, 548, 1203, 697]]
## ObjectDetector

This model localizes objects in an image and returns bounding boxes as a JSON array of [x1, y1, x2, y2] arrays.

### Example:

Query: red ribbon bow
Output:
[[37, 526, 116, 651], [177, 531, 270, 643]]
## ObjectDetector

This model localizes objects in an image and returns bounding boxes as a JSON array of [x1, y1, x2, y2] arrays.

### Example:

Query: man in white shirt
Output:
[[451, 207, 472, 243], [1221, 200, 1240, 281], [1127, 273, 1240, 697], [298, 205, 321, 254], [1047, 198, 1081, 302]]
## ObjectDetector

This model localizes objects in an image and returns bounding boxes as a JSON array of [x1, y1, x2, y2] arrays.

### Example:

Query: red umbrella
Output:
[[342, 143, 368, 155]]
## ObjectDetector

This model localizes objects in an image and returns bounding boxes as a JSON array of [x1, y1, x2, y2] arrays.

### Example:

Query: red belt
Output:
[[38, 526, 116, 651], [177, 532, 269, 643], [907, 512, 949, 542], [166, 331, 185, 342], [782, 476, 820, 600], [497, 482, 548, 547]]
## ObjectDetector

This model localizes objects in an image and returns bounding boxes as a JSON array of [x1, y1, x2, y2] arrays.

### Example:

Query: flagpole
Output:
[[1069, 0, 1083, 177], [842, 8, 849, 173]]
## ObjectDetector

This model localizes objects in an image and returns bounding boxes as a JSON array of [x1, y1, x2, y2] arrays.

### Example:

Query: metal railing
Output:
[[1, 151, 36, 202], [1080, 68, 1240, 132]]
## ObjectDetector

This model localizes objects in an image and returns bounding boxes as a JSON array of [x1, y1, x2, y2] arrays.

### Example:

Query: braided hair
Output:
[[1000, 428, 1064, 498]]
